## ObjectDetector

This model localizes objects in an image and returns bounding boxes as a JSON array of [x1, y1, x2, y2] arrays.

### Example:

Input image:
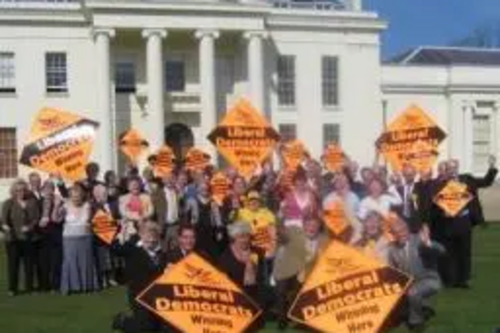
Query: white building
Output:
[[0, 0, 499, 197]]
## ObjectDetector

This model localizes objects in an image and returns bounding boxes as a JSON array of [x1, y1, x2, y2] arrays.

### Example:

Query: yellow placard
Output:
[[136, 253, 262, 333], [119, 129, 149, 164], [207, 98, 280, 180], [282, 140, 308, 171], [154, 145, 176, 178], [210, 172, 231, 206], [92, 209, 118, 245], [19, 107, 99, 182], [288, 241, 412, 333], [433, 180, 473, 217], [185, 148, 211, 172], [322, 200, 349, 236], [322, 144, 346, 173], [376, 104, 446, 172]]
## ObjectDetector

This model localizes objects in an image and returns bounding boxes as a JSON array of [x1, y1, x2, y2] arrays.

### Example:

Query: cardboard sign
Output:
[[154, 145, 176, 178], [376, 104, 446, 172], [322, 200, 349, 236], [433, 180, 473, 217], [288, 241, 412, 333], [185, 148, 211, 172], [322, 144, 346, 173], [207, 99, 280, 179], [136, 253, 262, 333], [282, 140, 308, 171], [210, 172, 231, 206], [119, 129, 149, 164], [92, 209, 118, 245], [19, 107, 99, 181]]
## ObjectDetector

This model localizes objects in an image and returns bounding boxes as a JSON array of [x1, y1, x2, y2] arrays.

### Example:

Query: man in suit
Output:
[[151, 174, 180, 250], [166, 223, 197, 266], [437, 156, 497, 288], [396, 163, 421, 232], [388, 222, 445, 331], [112, 221, 167, 333]]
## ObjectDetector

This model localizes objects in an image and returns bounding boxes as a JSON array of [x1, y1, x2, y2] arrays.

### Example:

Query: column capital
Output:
[[195, 29, 220, 40], [243, 30, 269, 40], [92, 28, 116, 39], [462, 100, 475, 111], [142, 28, 168, 39]]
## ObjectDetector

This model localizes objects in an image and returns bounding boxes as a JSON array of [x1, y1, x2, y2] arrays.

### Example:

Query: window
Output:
[[45, 52, 67, 93], [0, 128, 18, 178], [472, 114, 492, 173], [278, 124, 297, 142], [165, 60, 185, 92], [0, 52, 15, 93], [322, 56, 339, 106], [323, 123, 340, 148], [277, 55, 295, 106], [115, 61, 136, 93]]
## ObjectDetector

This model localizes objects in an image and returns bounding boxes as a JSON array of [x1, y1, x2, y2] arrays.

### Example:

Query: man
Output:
[[396, 164, 421, 232], [166, 224, 197, 266], [388, 223, 444, 331], [27, 172, 43, 202], [55, 162, 103, 198], [435, 156, 497, 288], [151, 174, 180, 250], [112, 221, 167, 333]]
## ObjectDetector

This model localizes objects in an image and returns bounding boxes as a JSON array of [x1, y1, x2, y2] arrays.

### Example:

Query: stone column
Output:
[[142, 29, 168, 150], [195, 30, 219, 157], [94, 28, 116, 172], [244, 31, 267, 111], [462, 101, 475, 173]]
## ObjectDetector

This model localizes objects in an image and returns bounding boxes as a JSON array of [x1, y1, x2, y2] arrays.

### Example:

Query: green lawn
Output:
[[0, 226, 499, 333]]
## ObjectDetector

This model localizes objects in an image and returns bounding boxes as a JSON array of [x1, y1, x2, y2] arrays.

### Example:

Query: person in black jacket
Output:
[[165, 223, 197, 267], [436, 156, 497, 288], [111, 221, 167, 333]]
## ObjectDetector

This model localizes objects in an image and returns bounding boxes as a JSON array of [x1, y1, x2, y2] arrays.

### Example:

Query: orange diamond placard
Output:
[[288, 242, 412, 333], [19, 107, 99, 182], [136, 253, 262, 333], [154, 145, 176, 178], [185, 148, 211, 172], [210, 172, 231, 206], [433, 180, 473, 217], [119, 129, 149, 164], [282, 140, 309, 171], [376, 104, 446, 173], [207, 99, 280, 179], [322, 144, 346, 173], [92, 209, 118, 245]]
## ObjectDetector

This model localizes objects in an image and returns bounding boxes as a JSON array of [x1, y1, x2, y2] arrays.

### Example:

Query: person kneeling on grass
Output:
[[388, 222, 445, 331], [111, 220, 167, 333]]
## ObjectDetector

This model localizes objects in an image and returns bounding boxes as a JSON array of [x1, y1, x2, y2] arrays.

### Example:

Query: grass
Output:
[[0, 226, 499, 333]]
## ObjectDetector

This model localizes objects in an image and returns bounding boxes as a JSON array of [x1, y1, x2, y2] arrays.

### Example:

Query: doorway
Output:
[[164, 123, 195, 162]]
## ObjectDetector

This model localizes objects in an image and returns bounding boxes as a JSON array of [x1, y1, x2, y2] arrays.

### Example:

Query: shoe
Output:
[[422, 306, 436, 320], [454, 282, 470, 289]]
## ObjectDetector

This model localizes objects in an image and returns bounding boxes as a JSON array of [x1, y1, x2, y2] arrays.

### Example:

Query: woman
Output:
[[279, 167, 318, 229], [1, 179, 40, 296], [91, 184, 121, 288], [222, 175, 247, 224], [358, 177, 402, 220], [218, 221, 263, 303], [354, 210, 391, 264], [55, 182, 99, 295], [36, 180, 63, 292], [119, 176, 153, 229], [184, 181, 223, 258]]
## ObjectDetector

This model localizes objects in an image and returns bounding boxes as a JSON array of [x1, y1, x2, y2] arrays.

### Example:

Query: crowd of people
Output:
[[0, 152, 497, 332]]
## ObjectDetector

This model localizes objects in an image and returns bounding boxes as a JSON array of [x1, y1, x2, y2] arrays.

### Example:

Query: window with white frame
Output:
[[322, 56, 339, 106], [277, 55, 295, 106], [472, 113, 492, 173], [323, 123, 340, 148], [0, 128, 18, 178], [0, 52, 15, 93], [45, 52, 67, 93], [115, 61, 136, 93], [278, 123, 297, 142], [165, 60, 185, 92]]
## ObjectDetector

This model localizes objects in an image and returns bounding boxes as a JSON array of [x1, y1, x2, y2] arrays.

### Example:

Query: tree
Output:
[[451, 21, 500, 48]]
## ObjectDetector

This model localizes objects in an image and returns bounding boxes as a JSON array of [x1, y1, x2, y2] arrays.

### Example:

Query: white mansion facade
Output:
[[1, 0, 500, 194]]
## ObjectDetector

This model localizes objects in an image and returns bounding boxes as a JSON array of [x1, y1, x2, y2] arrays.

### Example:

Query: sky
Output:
[[365, 0, 500, 58]]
